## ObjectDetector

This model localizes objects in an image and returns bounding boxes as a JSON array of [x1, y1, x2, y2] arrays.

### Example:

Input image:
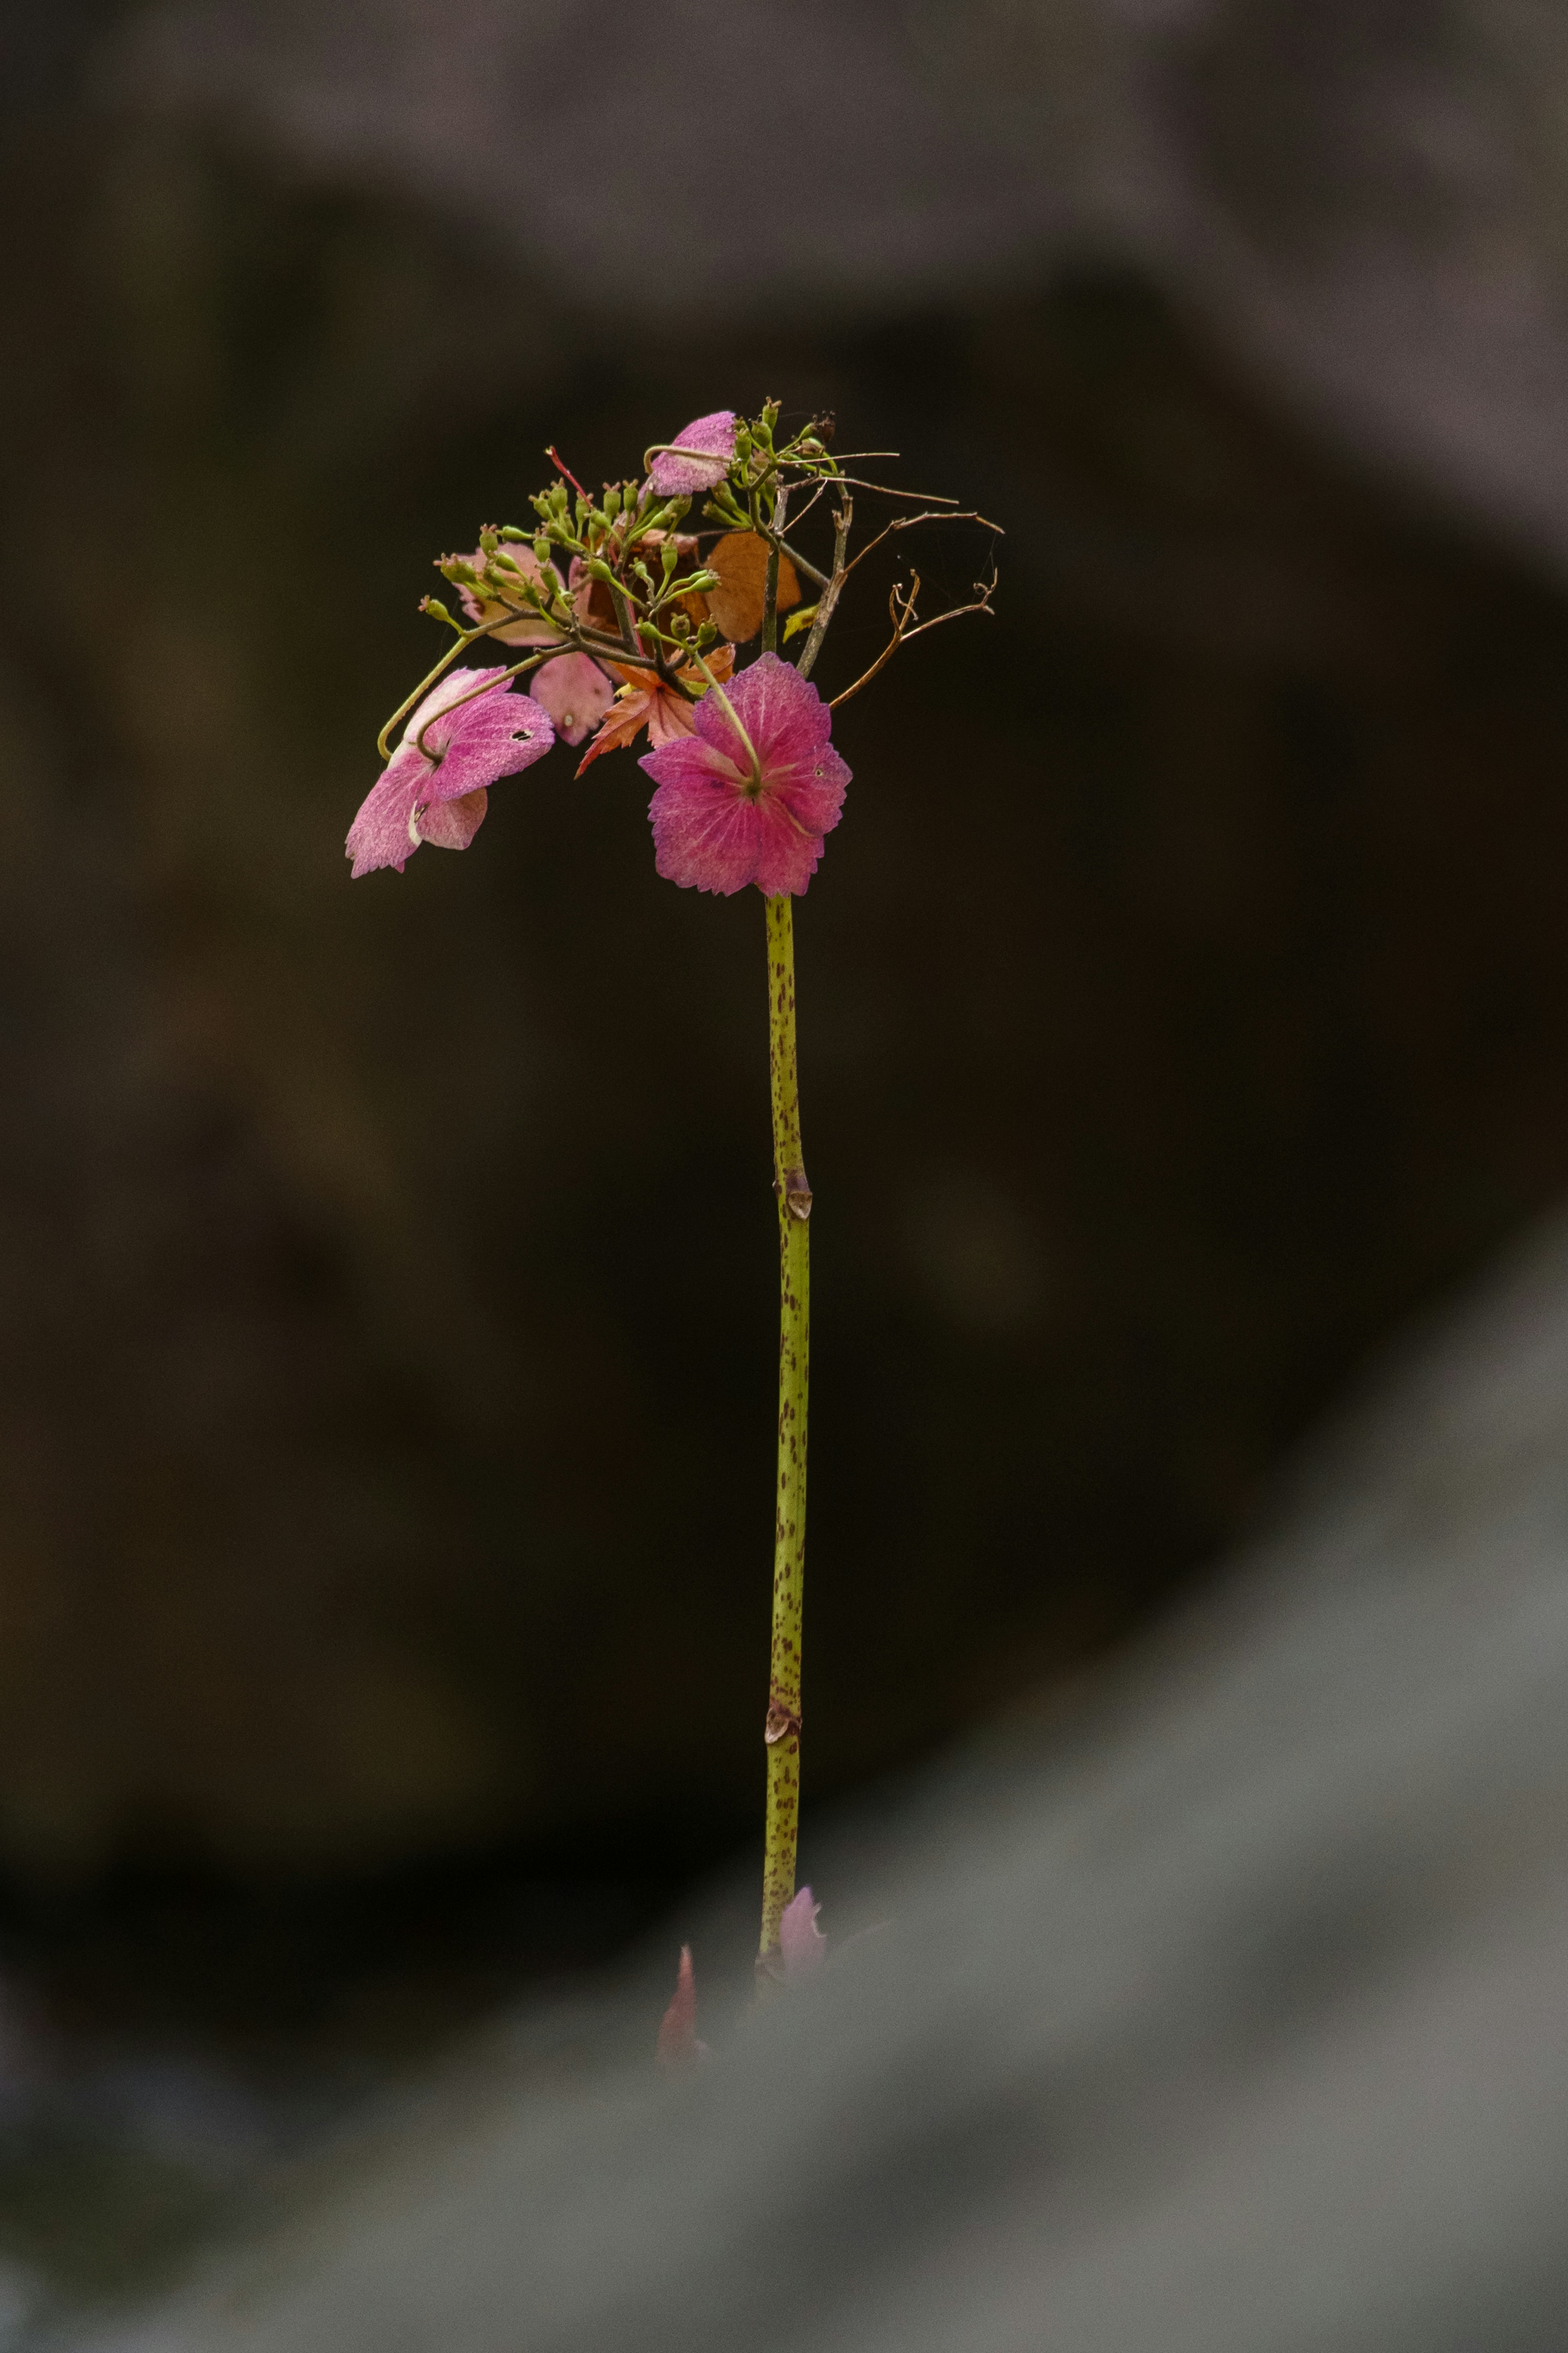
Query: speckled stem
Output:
[[760, 891, 811, 1956]]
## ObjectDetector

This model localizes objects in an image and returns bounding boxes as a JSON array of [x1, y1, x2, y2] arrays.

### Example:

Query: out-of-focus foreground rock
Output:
[[1, 0, 1568, 1872], [78, 1204, 1568, 2352]]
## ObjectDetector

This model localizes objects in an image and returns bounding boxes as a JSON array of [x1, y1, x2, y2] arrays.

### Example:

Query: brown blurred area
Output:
[[0, 5, 1566, 1907]]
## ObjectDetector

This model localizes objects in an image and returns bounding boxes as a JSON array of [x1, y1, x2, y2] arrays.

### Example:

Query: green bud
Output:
[[479, 528, 499, 555], [585, 558, 617, 585], [533, 536, 552, 567], [501, 525, 531, 542], [661, 536, 679, 573], [439, 558, 479, 584], [603, 487, 621, 521], [681, 569, 720, 594], [421, 596, 456, 626]]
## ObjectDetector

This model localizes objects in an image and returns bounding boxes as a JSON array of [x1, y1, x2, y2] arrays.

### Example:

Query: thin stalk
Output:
[[760, 892, 811, 1956], [794, 498, 853, 685], [762, 483, 788, 655]]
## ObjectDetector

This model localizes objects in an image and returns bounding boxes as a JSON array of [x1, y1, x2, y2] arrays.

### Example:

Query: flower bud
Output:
[[533, 536, 553, 567], [661, 537, 679, 573], [500, 525, 531, 542], [585, 558, 618, 585], [479, 528, 499, 555], [603, 487, 621, 521]]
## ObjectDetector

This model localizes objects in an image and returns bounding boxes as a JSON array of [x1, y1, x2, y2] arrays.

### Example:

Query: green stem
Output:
[[761, 892, 811, 1956]]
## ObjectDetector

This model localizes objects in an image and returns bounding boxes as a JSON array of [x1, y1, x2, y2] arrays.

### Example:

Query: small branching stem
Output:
[[760, 892, 811, 1956], [794, 500, 853, 685]]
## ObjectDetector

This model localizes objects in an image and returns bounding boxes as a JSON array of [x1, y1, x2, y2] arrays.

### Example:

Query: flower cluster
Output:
[[350, 401, 855, 896]]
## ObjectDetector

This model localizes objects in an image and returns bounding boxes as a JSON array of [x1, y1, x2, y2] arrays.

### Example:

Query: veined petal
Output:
[[345, 764, 423, 878], [414, 786, 488, 852], [531, 652, 615, 747], [648, 410, 737, 497], [647, 768, 765, 896]]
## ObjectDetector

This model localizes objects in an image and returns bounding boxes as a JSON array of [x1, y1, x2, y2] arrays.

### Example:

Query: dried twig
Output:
[[828, 564, 998, 710], [842, 508, 1002, 579]]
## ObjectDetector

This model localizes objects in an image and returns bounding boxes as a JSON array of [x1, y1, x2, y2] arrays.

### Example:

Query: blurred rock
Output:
[[1, 5, 1568, 1871], [73, 1202, 1568, 2352]]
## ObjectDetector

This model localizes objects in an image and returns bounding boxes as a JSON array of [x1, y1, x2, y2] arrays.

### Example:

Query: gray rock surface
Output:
[[80, 1205, 1568, 2349], [115, 0, 1568, 571]]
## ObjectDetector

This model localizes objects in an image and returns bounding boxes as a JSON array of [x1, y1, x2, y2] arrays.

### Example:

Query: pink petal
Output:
[[779, 1887, 827, 1981], [647, 767, 766, 896], [414, 786, 488, 852], [530, 652, 615, 747], [655, 1945, 710, 2076], [412, 672, 556, 798], [345, 756, 424, 878], [347, 674, 555, 878], [751, 800, 831, 897], [649, 410, 737, 497]]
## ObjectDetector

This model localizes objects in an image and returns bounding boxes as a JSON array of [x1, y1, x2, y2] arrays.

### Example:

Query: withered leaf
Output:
[[706, 532, 801, 643]]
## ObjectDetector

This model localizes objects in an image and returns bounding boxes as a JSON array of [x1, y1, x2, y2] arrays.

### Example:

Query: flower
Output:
[[655, 1945, 710, 2075], [639, 651, 849, 898], [575, 645, 735, 777], [778, 1887, 827, 1981], [648, 410, 737, 497], [530, 651, 616, 747], [346, 667, 553, 878]]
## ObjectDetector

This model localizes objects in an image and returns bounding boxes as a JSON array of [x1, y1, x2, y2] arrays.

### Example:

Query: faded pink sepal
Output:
[[530, 651, 616, 747], [456, 547, 564, 647], [779, 1887, 827, 1981], [639, 651, 849, 898], [346, 667, 554, 878], [649, 410, 737, 497], [656, 1945, 712, 2076]]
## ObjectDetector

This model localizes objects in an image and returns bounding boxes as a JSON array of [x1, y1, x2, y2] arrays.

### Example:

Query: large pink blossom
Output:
[[346, 667, 553, 878], [639, 651, 849, 897], [648, 410, 737, 497]]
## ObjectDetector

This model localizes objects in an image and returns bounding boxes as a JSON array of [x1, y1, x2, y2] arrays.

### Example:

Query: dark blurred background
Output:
[[2, 0, 1568, 2314]]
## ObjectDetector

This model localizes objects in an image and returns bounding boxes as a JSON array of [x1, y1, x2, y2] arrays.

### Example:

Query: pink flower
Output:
[[346, 667, 553, 878], [779, 1887, 827, 1981], [530, 651, 616, 747], [655, 1945, 711, 2076], [639, 651, 849, 898], [649, 410, 737, 497]]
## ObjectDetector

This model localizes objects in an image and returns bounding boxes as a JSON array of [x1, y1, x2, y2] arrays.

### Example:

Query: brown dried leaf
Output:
[[706, 531, 801, 643]]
